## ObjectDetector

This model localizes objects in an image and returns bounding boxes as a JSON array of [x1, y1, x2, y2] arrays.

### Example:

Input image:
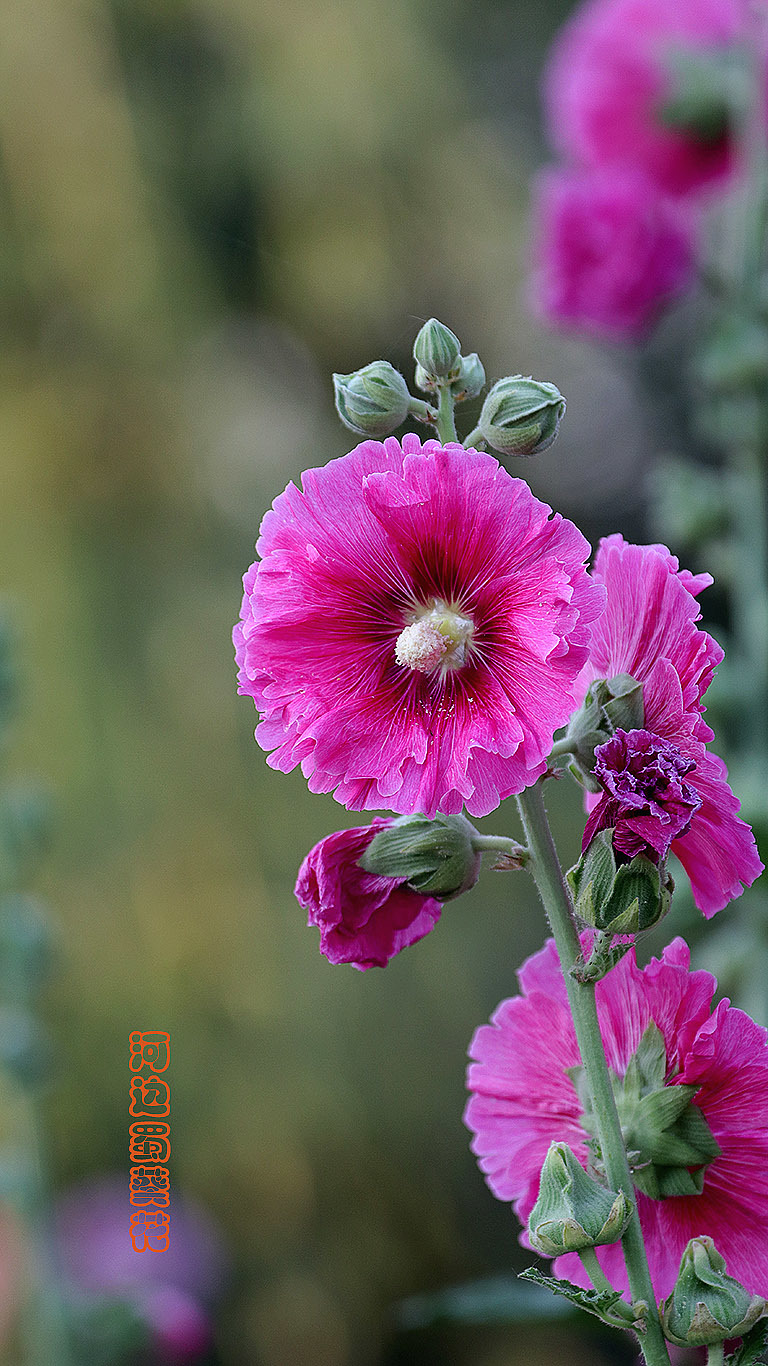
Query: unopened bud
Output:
[[360, 812, 480, 900], [567, 830, 672, 936], [661, 1237, 766, 1347], [478, 375, 565, 457], [451, 353, 486, 401], [413, 319, 462, 382], [528, 1141, 630, 1257], [560, 673, 644, 792], [333, 362, 411, 438]]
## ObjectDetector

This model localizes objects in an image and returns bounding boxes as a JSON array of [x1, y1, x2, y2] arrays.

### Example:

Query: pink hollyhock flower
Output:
[[295, 819, 441, 969], [532, 166, 695, 341], [582, 535, 762, 914], [234, 435, 604, 818], [465, 935, 768, 1300], [544, 0, 750, 198], [583, 727, 702, 860]]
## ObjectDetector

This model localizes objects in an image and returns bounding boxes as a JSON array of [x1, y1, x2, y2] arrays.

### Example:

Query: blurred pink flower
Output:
[[295, 820, 441, 969], [582, 536, 762, 914], [465, 935, 768, 1300], [544, 0, 749, 197], [532, 166, 695, 340], [234, 435, 604, 818]]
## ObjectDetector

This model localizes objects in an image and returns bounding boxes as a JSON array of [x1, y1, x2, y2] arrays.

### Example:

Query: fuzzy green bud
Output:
[[661, 1238, 766, 1347], [528, 1141, 630, 1257], [413, 319, 462, 382], [560, 673, 644, 792], [567, 829, 672, 936], [451, 353, 486, 401], [478, 375, 565, 457], [333, 361, 411, 438], [360, 812, 480, 900]]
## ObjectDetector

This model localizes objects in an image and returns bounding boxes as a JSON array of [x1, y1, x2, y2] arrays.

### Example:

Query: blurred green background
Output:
[[0, 0, 708, 1362]]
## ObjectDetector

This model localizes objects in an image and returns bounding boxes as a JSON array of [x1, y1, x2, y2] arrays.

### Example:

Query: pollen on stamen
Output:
[[395, 619, 449, 673]]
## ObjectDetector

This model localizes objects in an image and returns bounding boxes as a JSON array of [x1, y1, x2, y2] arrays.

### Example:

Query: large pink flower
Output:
[[544, 0, 751, 198], [532, 166, 695, 341], [295, 820, 441, 970], [465, 935, 768, 1300], [581, 535, 762, 914], [234, 435, 604, 818]]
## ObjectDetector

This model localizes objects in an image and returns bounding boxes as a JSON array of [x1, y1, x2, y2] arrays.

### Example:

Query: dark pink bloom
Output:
[[583, 727, 702, 860], [295, 819, 441, 969], [582, 536, 762, 914], [465, 935, 768, 1300], [234, 435, 604, 818], [532, 166, 695, 341], [544, 0, 749, 198]]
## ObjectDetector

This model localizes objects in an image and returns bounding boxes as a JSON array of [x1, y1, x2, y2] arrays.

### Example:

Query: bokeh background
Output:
[[0, 0, 721, 1362]]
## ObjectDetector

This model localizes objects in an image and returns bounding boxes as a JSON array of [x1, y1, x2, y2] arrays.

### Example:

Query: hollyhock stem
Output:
[[435, 384, 458, 443], [578, 1246, 615, 1296], [407, 396, 438, 426], [516, 783, 671, 1366], [462, 425, 484, 449], [472, 834, 528, 857], [706, 1347, 724, 1366]]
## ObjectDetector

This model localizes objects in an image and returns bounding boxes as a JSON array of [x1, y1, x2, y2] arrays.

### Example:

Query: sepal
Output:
[[451, 353, 486, 401], [560, 673, 644, 790], [567, 829, 672, 935], [360, 812, 480, 900]]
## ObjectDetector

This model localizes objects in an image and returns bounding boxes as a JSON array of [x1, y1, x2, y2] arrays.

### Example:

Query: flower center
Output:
[[571, 1022, 720, 1201], [395, 599, 475, 675]]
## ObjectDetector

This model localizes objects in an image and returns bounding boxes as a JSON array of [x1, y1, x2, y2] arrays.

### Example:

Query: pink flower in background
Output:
[[582, 536, 762, 914], [295, 820, 441, 969], [465, 935, 768, 1300], [544, 0, 749, 198], [234, 435, 604, 818], [532, 167, 695, 340], [583, 727, 702, 860]]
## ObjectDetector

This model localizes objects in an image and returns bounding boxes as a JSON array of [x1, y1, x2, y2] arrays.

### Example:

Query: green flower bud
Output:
[[528, 1141, 630, 1257], [412, 319, 462, 382], [478, 375, 565, 458], [451, 353, 486, 401], [660, 1238, 766, 1347], [333, 362, 411, 438], [360, 812, 480, 900], [567, 830, 672, 936], [560, 673, 644, 792]]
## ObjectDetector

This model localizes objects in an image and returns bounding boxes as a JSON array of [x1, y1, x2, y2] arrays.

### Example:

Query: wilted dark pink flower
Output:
[[532, 166, 695, 340], [583, 727, 702, 860], [544, 0, 750, 198], [465, 935, 768, 1300], [582, 536, 762, 914], [295, 820, 441, 969], [234, 435, 604, 818]]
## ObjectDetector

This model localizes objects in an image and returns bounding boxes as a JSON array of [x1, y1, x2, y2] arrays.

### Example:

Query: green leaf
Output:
[[727, 1320, 768, 1366], [518, 1267, 631, 1329]]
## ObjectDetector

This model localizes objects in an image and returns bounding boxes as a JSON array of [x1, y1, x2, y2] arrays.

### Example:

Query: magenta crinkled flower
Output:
[[234, 435, 605, 818], [583, 727, 702, 861], [544, 0, 752, 198], [582, 535, 762, 915], [295, 820, 441, 969], [465, 935, 768, 1300], [532, 166, 695, 341]]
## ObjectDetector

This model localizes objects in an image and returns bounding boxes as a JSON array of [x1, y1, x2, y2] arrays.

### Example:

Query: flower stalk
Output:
[[516, 782, 671, 1366]]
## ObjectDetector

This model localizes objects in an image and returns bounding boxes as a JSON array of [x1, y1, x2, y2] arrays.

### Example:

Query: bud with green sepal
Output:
[[553, 673, 644, 790], [478, 375, 566, 458], [528, 1140, 630, 1257], [660, 1237, 766, 1348], [567, 829, 673, 937], [451, 353, 486, 402], [360, 812, 481, 900], [333, 361, 412, 438], [413, 318, 462, 384], [575, 1022, 722, 1202]]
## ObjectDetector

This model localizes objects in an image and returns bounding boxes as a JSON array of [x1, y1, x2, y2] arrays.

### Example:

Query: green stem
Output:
[[727, 439, 768, 755], [516, 784, 670, 1366], [435, 384, 458, 443], [578, 1245, 616, 1297], [472, 834, 527, 857], [407, 396, 438, 426], [706, 1344, 724, 1366], [462, 425, 484, 449]]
